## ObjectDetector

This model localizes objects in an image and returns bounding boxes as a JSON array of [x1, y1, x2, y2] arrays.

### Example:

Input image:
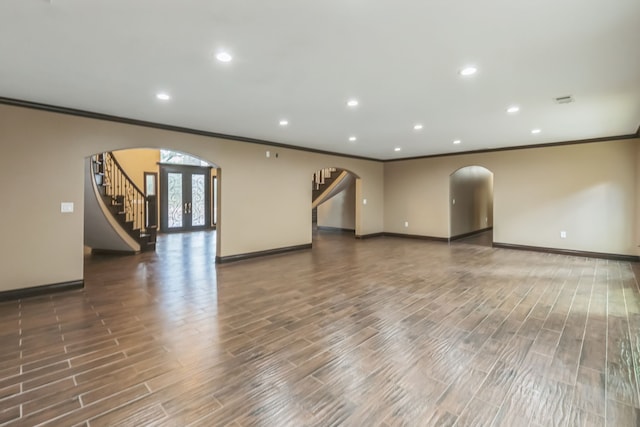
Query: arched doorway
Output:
[[84, 148, 221, 257], [449, 165, 494, 245], [311, 167, 361, 238]]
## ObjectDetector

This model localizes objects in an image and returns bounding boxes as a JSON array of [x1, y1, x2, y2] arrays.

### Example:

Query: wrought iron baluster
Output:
[[91, 151, 155, 250]]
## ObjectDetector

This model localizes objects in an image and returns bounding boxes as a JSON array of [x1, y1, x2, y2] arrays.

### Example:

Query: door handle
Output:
[[184, 202, 188, 214]]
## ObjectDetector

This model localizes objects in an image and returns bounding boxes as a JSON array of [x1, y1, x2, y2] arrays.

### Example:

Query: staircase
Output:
[[312, 168, 338, 203], [91, 152, 157, 252], [312, 167, 354, 209]]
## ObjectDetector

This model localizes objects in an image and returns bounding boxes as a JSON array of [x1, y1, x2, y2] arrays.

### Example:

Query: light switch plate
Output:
[[61, 202, 74, 213]]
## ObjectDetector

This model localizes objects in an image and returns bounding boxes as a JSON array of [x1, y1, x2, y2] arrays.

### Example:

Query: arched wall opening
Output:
[[311, 167, 362, 238], [84, 147, 221, 259], [0, 103, 385, 293], [449, 165, 494, 242]]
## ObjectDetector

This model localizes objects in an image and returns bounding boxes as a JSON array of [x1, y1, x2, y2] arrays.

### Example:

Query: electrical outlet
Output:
[[266, 150, 270, 158], [404, 221, 409, 228], [560, 231, 567, 238], [363, 199, 367, 205]]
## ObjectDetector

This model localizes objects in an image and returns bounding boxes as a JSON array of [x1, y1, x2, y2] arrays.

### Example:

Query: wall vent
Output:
[[554, 95, 574, 104]]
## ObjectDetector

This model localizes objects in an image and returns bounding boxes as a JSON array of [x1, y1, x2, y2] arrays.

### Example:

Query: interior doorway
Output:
[[84, 148, 220, 258], [449, 165, 494, 246], [311, 167, 361, 238]]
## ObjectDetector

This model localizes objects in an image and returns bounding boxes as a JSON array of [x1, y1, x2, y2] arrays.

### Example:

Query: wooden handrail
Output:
[[109, 152, 146, 196], [94, 152, 152, 234], [91, 152, 157, 252]]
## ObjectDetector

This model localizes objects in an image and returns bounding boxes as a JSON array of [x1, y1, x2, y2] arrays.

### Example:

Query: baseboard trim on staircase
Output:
[[216, 243, 312, 263], [0, 280, 84, 301]]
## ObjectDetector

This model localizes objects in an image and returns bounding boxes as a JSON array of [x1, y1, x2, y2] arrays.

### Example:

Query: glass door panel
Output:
[[167, 172, 183, 228], [212, 176, 218, 226], [191, 174, 206, 227], [160, 165, 211, 232]]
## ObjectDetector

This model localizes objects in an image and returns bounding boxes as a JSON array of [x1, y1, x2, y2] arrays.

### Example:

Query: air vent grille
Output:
[[554, 95, 574, 104]]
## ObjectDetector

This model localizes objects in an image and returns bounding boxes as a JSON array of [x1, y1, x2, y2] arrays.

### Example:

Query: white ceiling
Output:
[[1, 0, 639, 160]]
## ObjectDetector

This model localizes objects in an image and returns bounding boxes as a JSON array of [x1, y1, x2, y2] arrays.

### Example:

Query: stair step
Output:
[[141, 243, 156, 252], [90, 151, 156, 253]]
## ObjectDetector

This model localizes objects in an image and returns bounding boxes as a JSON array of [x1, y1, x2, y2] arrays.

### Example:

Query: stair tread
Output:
[[90, 151, 156, 252]]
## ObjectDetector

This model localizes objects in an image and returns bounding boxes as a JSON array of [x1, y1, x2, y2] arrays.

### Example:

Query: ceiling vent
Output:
[[554, 95, 574, 104]]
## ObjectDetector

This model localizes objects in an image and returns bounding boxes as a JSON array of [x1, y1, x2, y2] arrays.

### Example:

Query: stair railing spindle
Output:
[[93, 151, 155, 251]]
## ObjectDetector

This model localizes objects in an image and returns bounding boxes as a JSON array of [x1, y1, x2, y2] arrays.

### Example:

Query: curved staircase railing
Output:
[[312, 167, 338, 202], [91, 152, 157, 252]]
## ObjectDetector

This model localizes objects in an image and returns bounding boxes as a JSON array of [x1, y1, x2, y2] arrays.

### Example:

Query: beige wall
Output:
[[450, 166, 493, 237], [0, 116, 84, 291], [385, 138, 639, 256], [1, 102, 637, 293], [637, 145, 640, 250], [317, 180, 356, 230], [0, 104, 383, 292], [112, 148, 160, 191]]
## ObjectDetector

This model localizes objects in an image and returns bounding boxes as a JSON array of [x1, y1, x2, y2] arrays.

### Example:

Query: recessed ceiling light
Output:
[[453, 139, 461, 144], [531, 128, 541, 134], [216, 52, 233, 62], [347, 99, 359, 107], [349, 136, 357, 142], [459, 66, 477, 76], [279, 120, 289, 126], [413, 124, 423, 130], [507, 106, 520, 114], [394, 147, 402, 152], [156, 93, 171, 101]]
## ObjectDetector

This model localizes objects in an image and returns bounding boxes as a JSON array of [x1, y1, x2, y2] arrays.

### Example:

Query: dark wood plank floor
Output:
[[1, 230, 640, 426]]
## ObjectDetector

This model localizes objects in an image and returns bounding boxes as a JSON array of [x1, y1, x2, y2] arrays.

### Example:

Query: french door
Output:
[[160, 165, 212, 232]]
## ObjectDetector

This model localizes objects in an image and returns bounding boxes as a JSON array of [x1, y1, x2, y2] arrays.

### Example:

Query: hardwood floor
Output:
[[1, 230, 640, 426]]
